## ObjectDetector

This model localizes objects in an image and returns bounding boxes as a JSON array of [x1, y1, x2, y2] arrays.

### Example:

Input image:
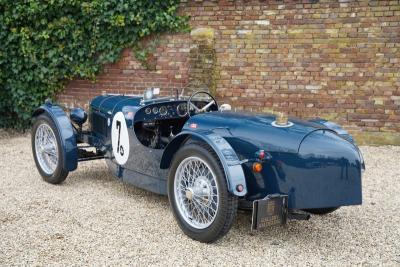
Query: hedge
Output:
[[0, 0, 188, 129]]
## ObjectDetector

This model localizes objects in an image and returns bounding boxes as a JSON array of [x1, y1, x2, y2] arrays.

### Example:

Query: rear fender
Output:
[[32, 103, 78, 171], [309, 118, 355, 144], [160, 130, 247, 197]]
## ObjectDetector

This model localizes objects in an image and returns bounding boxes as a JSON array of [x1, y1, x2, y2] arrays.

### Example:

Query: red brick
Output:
[[59, 0, 400, 134]]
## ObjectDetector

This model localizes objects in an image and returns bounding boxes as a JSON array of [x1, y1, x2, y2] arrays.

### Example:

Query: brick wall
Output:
[[59, 0, 400, 144]]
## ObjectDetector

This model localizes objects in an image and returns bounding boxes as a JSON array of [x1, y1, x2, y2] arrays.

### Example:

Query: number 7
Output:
[[116, 120, 121, 154]]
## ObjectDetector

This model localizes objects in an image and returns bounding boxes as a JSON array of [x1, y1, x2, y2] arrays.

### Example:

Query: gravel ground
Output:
[[0, 134, 399, 266]]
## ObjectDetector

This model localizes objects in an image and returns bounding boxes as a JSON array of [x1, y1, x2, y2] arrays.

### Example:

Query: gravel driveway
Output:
[[0, 134, 399, 266]]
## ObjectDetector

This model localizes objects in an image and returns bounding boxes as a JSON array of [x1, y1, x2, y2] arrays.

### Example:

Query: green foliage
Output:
[[0, 0, 189, 129], [133, 35, 160, 70]]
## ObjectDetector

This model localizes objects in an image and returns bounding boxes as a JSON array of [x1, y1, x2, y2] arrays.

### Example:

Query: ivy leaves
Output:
[[0, 0, 188, 129]]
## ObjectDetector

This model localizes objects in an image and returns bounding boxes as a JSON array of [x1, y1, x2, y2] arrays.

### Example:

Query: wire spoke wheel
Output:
[[168, 142, 238, 242], [34, 123, 58, 175], [174, 156, 219, 229]]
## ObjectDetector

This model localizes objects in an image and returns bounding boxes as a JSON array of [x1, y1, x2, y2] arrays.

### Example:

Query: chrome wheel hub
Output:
[[174, 156, 219, 229], [35, 124, 58, 175], [185, 188, 194, 200]]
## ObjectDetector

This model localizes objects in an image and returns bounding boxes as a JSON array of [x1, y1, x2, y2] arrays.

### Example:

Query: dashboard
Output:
[[135, 100, 217, 122]]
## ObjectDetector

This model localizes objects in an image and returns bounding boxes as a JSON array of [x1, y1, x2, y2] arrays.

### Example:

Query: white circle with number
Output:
[[111, 112, 130, 165]]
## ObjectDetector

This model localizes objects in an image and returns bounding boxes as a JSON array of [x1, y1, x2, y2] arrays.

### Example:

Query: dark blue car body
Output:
[[34, 93, 363, 211]]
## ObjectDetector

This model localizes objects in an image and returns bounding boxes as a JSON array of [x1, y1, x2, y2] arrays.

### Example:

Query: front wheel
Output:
[[31, 114, 69, 184], [168, 142, 237, 243]]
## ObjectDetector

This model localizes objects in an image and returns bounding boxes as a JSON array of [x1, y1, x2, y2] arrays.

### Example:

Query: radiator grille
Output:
[[91, 111, 108, 137]]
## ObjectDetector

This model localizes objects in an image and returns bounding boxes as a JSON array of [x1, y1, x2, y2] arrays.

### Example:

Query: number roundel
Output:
[[111, 112, 130, 165]]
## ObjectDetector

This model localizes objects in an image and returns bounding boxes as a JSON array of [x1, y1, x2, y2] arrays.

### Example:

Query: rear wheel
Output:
[[303, 207, 339, 215], [168, 142, 237, 243], [31, 114, 68, 184]]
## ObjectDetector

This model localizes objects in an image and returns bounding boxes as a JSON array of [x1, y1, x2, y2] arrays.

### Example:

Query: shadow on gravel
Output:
[[64, 163, 170, 203], [59, 163, 346, 247], [227, 210, 349, 248], [66, 167, 114, 183]]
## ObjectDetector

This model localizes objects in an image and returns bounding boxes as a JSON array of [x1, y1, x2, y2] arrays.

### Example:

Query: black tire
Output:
[[303, 207, 339, 215], [31, 114, 69, 184], [168, 142, 238, 243]]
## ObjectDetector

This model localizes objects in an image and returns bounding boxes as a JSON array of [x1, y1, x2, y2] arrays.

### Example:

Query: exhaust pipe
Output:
[[288, 210, 311, 221]]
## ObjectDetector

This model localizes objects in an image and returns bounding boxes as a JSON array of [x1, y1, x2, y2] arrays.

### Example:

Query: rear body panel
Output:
[[185, 112, 363, 209]]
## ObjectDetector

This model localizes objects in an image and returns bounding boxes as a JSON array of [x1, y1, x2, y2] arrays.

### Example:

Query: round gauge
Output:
[[159, 106, 168, 116], [177, 103, 188, 117], [152, 107, 158, 114], [145, 107, 151, 114]]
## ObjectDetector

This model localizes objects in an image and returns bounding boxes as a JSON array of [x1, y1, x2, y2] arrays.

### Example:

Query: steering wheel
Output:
[[187, 91, 218, 117]]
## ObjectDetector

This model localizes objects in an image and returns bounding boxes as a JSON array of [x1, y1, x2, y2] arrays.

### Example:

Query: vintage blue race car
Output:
[[31, 89, 364, 243]]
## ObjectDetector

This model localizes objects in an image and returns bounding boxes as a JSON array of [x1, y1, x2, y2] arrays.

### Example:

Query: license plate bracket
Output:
[[251, 194, 288, 231]]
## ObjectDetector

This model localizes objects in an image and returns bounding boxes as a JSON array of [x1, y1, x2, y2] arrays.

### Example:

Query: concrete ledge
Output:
[[352, 131, 400, 146]]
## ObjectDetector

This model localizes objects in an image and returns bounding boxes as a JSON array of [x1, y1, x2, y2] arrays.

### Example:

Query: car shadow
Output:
[[63, 163, 347, 247], [221, 209, 349, 248], [64, 161, 170, 205]]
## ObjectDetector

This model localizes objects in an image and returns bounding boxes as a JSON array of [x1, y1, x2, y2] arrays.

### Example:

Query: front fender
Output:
[[160, 130, 247, 197], [32, 103, 78, 171]]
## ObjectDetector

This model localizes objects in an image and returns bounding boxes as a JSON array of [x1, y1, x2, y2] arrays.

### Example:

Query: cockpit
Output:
[[134, 88, 219, 149]]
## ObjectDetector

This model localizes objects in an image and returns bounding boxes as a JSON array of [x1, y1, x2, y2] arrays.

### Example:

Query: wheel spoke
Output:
[[35, 123, 58, 175], [193, 197, 217, 215], [174, 156, 219, 229]]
